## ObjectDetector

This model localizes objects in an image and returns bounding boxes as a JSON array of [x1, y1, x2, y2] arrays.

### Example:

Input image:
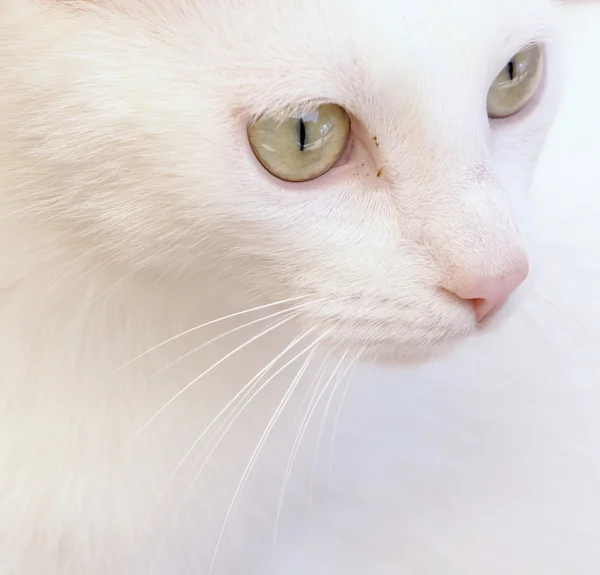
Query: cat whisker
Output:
[[283, 350, 333, 449], [146, 299, 328, 380], [542, 242, 600, 259], [326, 357, 361, 502], [533, 288, 600, 351], [541, 244, 600, 271], [117, 310, 305, 458], [160, 328, 315, 494], [149, 330, 327, 572], [518, 305, 598, 434], [524, 291, 600, 421], [308, 352, 360, 529], [307, 352, 357, 545], [147, 330, 314, 571], [272, 350, 350, 560], [541, 206, 600, 227], [207, 335, 328, 575], [105, 294, 318, 381], [141, 325, 307, 534], [528, 290, 600, 381], [270, 351, 332, 567], [516, 307, 567, 380]]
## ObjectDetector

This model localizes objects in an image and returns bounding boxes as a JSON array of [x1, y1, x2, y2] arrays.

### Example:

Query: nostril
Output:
[[450, 263, 529, 323], [468, 296, 505, 324]]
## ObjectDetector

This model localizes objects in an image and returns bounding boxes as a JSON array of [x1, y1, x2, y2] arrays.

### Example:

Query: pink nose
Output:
[[452, 263, 529, 324]]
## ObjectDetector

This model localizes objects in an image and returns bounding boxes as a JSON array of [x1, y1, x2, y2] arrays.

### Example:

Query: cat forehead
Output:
[[194, 0, 556, 113], [213, 0, 556, 57]]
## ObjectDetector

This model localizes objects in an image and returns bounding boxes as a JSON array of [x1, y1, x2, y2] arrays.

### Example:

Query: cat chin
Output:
[[353, 339, 464, 367], [318, 289, 531, 367], [319, 325, 474, 366], [338, 320, 513, 367]]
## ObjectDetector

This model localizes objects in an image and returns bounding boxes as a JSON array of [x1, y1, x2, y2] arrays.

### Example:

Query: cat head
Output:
[[1, 0, 564, 361]]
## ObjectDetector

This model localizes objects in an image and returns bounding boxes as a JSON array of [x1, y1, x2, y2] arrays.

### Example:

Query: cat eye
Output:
[[487, 44, 543, 118], [248, 104, 350, 182]]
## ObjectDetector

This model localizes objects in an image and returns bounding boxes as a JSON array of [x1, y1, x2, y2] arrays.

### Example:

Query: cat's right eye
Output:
[[487, 44, 544, 118], [248, 104, 350, 182]]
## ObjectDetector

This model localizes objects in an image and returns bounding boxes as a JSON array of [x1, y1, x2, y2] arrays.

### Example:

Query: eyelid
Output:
[[249, 100, 330, 126], [488, 40, 540, 83]]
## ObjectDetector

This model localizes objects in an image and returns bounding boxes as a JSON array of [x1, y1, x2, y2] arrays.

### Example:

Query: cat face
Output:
[[3, 0, 562, 361]]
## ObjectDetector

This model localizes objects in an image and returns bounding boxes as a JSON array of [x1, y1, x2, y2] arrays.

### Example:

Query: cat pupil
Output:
[[298, 118, 306, 151], [507, 59, 515, 80]]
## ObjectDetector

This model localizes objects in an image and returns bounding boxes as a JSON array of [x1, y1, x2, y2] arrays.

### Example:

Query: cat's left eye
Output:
[[487, 44, 544, 118], [248, 104, 350, 182]]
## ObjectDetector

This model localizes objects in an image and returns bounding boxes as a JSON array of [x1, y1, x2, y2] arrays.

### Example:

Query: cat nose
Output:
[[451, 262, 529, 324]]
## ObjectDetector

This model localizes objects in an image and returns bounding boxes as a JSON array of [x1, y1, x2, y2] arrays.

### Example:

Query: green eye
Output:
[[487, 44, 544, 119], [248, 103, 350, 182]]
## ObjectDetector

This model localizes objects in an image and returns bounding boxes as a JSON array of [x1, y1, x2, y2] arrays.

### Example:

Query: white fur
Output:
[[0, 0, 599, 573]]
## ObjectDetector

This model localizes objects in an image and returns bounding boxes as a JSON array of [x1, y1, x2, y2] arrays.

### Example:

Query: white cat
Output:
[[1, 0, 599, 573]]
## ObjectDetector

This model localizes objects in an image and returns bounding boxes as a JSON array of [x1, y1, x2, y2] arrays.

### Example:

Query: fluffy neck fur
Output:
[[1, 1, 600, 574]]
